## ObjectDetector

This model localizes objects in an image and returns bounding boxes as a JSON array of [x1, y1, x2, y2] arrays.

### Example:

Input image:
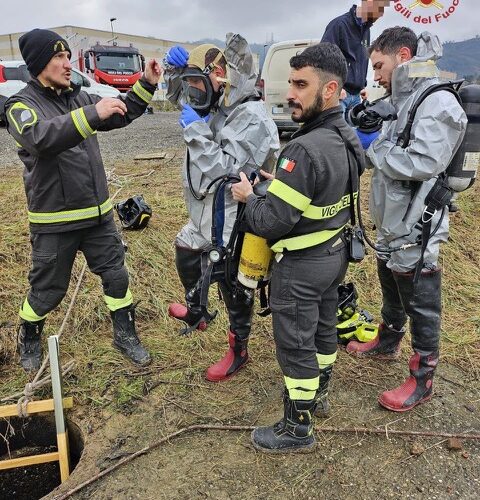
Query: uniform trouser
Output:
[[20, 218, 130, 321], [378, 258, 442, 352], [175, 242, 254, 338], [270, 243, 349, 399]]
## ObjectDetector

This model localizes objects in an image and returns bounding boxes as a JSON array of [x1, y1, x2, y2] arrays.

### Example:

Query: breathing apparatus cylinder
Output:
[[236, 178, 273, 290], [447, 84, 480, 192], [237, 233, 273, 289]]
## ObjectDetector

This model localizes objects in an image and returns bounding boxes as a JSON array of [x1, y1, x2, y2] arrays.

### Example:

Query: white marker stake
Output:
[[47, 335, 70, 482]]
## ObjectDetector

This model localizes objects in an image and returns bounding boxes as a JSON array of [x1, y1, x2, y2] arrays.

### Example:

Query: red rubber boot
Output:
[[378, 350, 438, 412], [168, 303, 207, 331], [346, 323, 404, 360], [205, 331, 249, 382]]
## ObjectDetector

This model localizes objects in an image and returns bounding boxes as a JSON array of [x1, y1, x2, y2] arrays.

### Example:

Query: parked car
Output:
[[0, 60, 120, 125], [260, 39, 320, 135]]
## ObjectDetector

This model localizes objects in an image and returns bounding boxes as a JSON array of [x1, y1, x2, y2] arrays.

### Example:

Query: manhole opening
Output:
[[0, 414, 84, 500]]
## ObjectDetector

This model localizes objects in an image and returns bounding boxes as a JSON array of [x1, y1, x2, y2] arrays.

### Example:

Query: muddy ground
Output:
[[0, 113, 479, 500], [57, 354, 480, 500]]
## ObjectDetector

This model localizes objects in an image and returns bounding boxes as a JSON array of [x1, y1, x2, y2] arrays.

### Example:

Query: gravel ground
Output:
[[0, 111, 182, 169]]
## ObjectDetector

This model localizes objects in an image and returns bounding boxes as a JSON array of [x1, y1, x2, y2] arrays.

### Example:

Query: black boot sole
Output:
[[112, 343, 152, 367], [250, 430, 316, 454]]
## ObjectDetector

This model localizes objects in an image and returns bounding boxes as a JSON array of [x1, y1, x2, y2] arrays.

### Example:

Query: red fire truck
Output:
[[78, 42, 145, 93]]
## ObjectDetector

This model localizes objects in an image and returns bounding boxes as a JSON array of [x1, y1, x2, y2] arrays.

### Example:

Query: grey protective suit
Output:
[[367, 32, 467, 273], [165, 33, 280, 250]]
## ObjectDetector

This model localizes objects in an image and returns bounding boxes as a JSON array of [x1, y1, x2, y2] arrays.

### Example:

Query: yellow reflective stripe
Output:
[[317, 352, 337, 369], [8, 102, 38, 135], [270, 225, 345, 253], [28, 199, 113, 224], [71, 108, 95, 139], [132, 80, 153, 104], [303, 193, 358, 220], [19, 298, 47, 322], [267, 179, 312, 212], [71, 109, 86, 138], [104, 289, 133, 312], [285, 375, 319, 401], [78, 107, 95, 135]]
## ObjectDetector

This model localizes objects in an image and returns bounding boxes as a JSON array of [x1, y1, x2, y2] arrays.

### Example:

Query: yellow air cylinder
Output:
[[237, 232, 273, 289]]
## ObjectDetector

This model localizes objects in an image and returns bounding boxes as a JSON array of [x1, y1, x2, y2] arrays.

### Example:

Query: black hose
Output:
[[357, 194, 445, 255]]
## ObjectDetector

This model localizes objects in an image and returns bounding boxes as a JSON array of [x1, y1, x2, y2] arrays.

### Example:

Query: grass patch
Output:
[[0, 161, 479, 411]]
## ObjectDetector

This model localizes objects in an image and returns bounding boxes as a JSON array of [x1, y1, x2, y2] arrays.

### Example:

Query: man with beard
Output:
[[347, 28, 467, 412], [322, 1, 391, 117], [232, 42, 365, 453]]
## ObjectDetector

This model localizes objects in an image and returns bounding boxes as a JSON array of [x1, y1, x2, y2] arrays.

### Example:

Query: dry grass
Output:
[[0, 158, 479, 411]]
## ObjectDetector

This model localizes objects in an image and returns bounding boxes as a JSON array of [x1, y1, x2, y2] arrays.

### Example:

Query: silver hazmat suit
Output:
[[366, 32, 467, 272], [164, 33, 280, 250]]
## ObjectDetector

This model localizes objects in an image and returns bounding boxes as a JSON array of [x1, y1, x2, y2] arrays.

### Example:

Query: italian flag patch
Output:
[[278, 157, 296, 173]]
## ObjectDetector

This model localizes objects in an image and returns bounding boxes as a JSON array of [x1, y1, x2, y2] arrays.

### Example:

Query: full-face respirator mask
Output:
[[179, 45, 226, 117]]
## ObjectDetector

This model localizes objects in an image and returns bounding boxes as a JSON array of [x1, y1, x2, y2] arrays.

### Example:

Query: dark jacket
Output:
[[321, 4, 372, 94], [6, 77, 156, 233], [245, 106, 365, 253]]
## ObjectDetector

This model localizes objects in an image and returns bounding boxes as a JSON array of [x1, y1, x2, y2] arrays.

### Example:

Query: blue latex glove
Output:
[[165, 45, 189, 67], [356, 129, 380, 150], [179, 105, 209, 128]]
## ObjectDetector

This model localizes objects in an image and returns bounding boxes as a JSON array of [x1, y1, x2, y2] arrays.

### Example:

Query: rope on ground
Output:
[[52, 423, 480, 500]]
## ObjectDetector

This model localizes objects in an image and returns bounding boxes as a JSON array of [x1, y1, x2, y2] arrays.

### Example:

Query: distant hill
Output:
[[191, 36, 480, 80], [439, 36, 480, 80]]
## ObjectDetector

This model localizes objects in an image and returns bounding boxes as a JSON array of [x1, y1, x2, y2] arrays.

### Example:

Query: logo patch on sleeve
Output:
[[278, 157, 296, 173], [20, 109, 33, 122]]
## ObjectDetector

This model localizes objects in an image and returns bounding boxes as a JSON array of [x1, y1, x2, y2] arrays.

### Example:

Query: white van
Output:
[[260, 39, 320, 135]]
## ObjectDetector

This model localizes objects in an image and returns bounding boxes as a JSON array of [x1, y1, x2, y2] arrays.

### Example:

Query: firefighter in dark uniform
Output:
[[232, 42, 365, 453], [6, 29, 161, 372]]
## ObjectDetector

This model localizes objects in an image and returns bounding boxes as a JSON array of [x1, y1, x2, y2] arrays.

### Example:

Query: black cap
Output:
[[19, 29, 71, 77]]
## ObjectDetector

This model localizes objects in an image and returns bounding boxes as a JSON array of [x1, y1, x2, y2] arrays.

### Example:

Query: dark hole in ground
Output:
[[0, 414, 84, 499]]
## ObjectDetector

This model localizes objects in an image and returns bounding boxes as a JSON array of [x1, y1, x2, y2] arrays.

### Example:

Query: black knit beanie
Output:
[[19, 29, 71, 77]]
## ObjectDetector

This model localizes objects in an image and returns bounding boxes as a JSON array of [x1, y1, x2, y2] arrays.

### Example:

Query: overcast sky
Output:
[[0, 0, 477, 45]]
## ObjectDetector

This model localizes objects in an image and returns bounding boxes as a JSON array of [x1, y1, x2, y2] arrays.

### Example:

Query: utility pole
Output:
[[110, 17, 117, 46]]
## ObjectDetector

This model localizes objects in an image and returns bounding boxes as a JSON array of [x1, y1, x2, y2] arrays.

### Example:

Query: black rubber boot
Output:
[[168, 245, 207, 332], [377, 258, 408, 332], [315, 365, 333, 418], [251, 390, 316, 454], [376, 268, 442, 411], [393, 268, 442, 354], [218, 281, 254, 340], [111, 304, 151, 366], [17, 319, 45, 373]]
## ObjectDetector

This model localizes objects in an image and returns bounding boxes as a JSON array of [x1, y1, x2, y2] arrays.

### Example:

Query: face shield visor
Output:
[[179, 68, 215, 117]]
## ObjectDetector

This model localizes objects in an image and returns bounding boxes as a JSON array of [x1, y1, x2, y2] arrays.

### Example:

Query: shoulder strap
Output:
[[327, 125, 362, 225], [397, 80, 463, 149], [241, 93, 262, 104]]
